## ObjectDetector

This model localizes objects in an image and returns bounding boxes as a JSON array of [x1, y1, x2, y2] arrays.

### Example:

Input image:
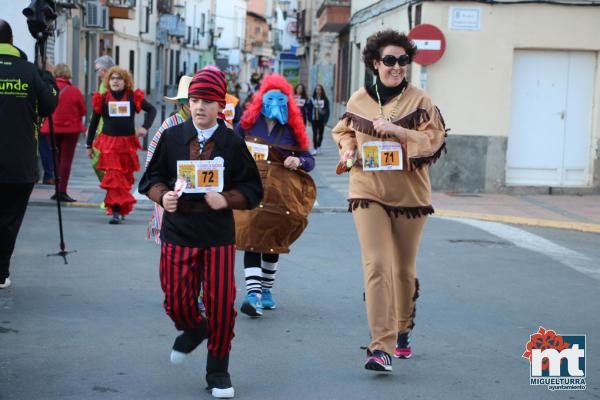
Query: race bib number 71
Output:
[[362, 141, 403, 171]]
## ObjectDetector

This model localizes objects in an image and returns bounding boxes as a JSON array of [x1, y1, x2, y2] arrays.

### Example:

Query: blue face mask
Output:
[[261, 90, 288, 125]]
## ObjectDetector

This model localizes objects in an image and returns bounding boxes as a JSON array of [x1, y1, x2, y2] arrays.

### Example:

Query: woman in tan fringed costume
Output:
[[331, 29, 447, 373]]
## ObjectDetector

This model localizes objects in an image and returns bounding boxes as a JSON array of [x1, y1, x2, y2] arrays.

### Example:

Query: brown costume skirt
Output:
[[234, 160, 317, 253]]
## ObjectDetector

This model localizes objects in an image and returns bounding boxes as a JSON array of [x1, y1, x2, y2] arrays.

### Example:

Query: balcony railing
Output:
[[159, 14, 186, 38], [317, 0, 350, 33], [106, 0, 135, 19]]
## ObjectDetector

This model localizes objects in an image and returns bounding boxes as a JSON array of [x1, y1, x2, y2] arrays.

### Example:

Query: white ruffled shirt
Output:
[[194, 122, 219, 145]]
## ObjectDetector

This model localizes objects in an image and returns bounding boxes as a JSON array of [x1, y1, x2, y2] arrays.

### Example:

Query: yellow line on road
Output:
[[435, 210, 600, 234], [66, 202, 102, 208]]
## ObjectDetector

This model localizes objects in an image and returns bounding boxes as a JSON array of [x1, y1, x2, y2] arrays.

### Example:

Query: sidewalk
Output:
[[29, 130, 600, 233]]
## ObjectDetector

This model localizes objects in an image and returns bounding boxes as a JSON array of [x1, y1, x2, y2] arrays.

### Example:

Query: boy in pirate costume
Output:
[[139, 67, 262, 398], [234, 74, 316, 317]]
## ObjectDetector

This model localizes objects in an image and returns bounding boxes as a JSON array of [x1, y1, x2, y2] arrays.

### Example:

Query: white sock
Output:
[[261, 261, 278, 290], [244, 266, 262, 295]]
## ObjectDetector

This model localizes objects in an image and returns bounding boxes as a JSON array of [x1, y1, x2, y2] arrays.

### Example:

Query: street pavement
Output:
[[1, 205, 599, 399], [2, 126, 599, 399]]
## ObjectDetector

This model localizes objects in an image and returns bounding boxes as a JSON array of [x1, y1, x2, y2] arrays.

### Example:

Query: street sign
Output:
[[408, 24, 446, 65]]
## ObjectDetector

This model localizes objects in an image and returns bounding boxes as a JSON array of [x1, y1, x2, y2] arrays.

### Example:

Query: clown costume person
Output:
[[234, 74, 316, 317], [139, 66, 262, 398], [86, 67, 157, 224]]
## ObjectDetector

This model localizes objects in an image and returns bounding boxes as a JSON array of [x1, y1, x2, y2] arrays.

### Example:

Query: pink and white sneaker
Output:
[[394, 332, 413, 359]]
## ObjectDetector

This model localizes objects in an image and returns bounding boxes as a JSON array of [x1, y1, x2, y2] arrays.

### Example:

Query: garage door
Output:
[[506, 50, 595, 187]]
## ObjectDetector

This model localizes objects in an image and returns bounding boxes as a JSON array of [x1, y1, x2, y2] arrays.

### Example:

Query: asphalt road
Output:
[[1, 205, 599, 400]]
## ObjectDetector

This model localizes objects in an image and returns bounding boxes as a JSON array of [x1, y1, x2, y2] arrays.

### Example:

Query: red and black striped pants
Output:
[[160, 241, 237, 358]]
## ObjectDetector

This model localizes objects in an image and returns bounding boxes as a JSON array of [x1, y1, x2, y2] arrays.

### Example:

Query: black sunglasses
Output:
[[381, 54, 410, 67]]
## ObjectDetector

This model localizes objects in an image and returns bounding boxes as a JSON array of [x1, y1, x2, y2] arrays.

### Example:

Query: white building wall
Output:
[[420, 2, 600, 143], [113, 0, 158, 95], [215, 0, 246, 51], [349, 1, 600, 190]]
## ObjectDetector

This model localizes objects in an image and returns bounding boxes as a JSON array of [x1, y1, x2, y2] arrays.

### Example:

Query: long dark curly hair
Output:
[[362, 30, 417, 75]]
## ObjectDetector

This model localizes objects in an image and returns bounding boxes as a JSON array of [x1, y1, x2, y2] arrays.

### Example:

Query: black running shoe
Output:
[[365, 349, 392, 372], [206, 372, 234, 398], [170, 324, 207, 364]]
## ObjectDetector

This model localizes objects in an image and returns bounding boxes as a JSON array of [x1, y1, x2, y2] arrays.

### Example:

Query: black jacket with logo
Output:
[[0, 44, 58, 184]]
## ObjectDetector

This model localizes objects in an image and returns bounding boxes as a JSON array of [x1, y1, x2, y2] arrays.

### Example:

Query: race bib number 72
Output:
[[176, 158, 225, 193]]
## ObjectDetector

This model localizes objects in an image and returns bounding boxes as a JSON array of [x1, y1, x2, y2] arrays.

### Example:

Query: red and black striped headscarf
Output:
[[188, 66, 227, 108]]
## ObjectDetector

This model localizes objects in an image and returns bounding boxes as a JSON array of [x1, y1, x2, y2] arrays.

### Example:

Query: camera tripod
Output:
[[26, 1, 76, 264]]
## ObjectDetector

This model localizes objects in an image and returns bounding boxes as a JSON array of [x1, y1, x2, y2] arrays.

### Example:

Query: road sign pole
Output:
[[420, 65, 428, 90]]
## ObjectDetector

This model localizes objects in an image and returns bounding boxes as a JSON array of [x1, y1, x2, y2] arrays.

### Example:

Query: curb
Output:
[[28, 200, 155, 212]]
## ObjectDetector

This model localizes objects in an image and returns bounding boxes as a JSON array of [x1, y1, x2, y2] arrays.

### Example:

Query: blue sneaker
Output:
[[241, 293, 263, 317], [261, 289, 276, 310]]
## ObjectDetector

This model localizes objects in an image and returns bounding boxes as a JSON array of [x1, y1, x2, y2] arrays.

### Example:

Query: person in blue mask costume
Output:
[[234, 74, 316, 318]]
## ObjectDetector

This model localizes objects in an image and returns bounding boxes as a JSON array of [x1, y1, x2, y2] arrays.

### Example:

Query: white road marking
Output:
[[445, 217, 600, 280]]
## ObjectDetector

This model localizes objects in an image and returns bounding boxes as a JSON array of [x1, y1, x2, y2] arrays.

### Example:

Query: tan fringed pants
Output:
[[353, 203, 427, 355]]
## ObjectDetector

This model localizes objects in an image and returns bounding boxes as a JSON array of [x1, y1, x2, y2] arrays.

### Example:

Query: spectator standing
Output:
[[40, 63, 87, 202], [0, 20, 58, 289]]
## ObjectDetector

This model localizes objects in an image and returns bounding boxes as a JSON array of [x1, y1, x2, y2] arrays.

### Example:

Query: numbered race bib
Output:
[[108, 101, 131, 117], [294, 96, 306, 107], [246, 142, 269, 161], [362, 141, 403, 171], [176, 158, 224, 193]]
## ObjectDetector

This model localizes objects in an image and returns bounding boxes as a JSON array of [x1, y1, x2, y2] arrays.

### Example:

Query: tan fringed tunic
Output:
[[331, 84, 447, 217]]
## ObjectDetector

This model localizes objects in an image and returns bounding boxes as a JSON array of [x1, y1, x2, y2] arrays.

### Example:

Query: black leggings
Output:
[[311, 121, 326, 149], [244, 252, 279, 266], [0, 183, 34, 279]]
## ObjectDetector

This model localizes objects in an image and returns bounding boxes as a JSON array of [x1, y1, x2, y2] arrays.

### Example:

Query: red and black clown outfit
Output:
[[138, 67, 263, 395], [87, 89, 156, 217]]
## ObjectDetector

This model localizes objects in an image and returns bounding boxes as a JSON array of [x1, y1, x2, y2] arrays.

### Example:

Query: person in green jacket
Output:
[[0, 20, 58, 289]]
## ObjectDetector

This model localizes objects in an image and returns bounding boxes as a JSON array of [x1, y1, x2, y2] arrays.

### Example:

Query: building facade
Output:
[[344, 0, 600, 193]]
